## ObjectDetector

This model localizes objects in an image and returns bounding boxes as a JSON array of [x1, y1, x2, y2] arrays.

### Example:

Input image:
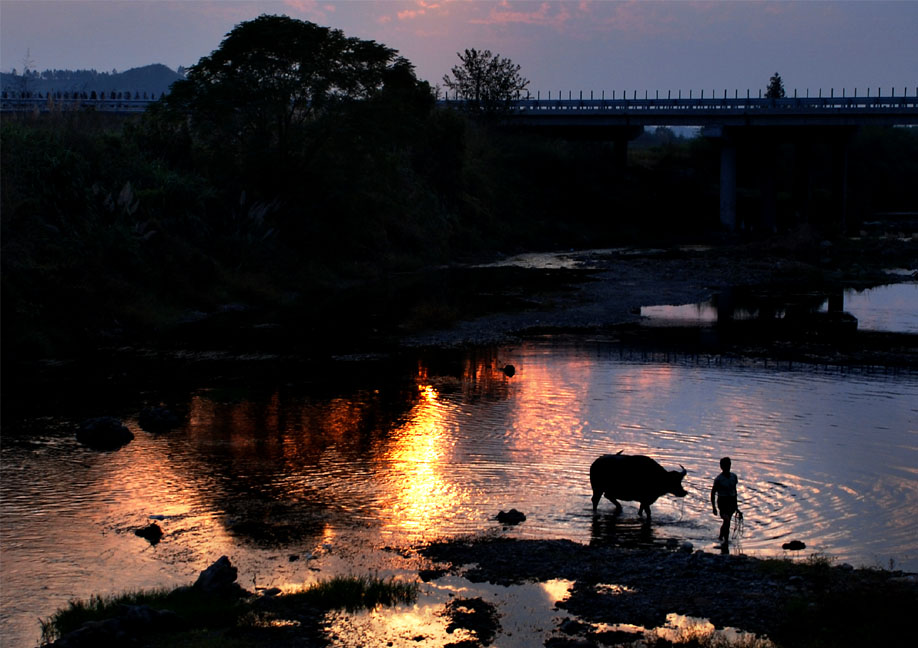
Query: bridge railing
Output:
[[0, 96, 155, 113], [5, 93, 917, 116], [438, 95, 918, 114]]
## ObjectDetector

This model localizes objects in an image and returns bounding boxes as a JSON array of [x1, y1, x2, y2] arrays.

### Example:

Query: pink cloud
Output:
[[396, 0, 445, 22], [283, 0, 334, 19], [470, 1, 575, 28]]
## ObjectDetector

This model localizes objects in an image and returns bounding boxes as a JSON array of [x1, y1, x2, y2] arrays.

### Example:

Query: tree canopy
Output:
[[766, 72, 786, 99], [159, 14, 418, 155], [441, 48, 529, 113]]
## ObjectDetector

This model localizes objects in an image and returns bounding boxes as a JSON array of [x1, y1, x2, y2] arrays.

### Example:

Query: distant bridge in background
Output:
[[5, 90, 916, 123], [5, 90, 917, 231], [485, 93, 918, 128], [475, 92, 918, 232], [0, 97, 153, 114]]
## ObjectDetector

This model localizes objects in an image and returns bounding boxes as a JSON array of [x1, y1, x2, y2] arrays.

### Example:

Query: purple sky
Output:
[[2, 1, 916, 97]]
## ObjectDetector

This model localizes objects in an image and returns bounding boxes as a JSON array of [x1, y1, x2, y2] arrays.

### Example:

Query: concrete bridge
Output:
[[442, 92, 918, 232]]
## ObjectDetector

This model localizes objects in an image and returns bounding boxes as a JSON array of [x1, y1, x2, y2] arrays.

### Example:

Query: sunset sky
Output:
[[1, 1, 916, 97]]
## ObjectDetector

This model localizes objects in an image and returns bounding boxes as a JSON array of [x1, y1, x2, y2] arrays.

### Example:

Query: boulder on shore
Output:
[[193, 555, 240, 595], [76, 417, 133, 450]]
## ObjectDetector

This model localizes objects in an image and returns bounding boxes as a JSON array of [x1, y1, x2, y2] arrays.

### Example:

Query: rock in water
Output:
[[134, 522, 163, 545], [782, 540, 807, 551], [76, 417, 133, 450], [496, 509, 526, 524], [194, 556, 239, 595]]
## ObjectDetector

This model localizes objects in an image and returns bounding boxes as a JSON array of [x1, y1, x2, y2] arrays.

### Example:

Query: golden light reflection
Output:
[[185, 390, 384, 479], [595, 583, 637, 595], [378, 381, 459, 536], [541, 578, 574, 603], [504, 355, 594, 450], [655, 613, 775, 647], [328, 604, 474, 648]]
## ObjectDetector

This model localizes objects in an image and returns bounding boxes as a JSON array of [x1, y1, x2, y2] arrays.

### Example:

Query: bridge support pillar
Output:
[[759, 136, 778, 233], [719, 140, 737, 231], [792, 137, 814, 225], [832, 133, 851, 233], [614, 136, 629, 170]]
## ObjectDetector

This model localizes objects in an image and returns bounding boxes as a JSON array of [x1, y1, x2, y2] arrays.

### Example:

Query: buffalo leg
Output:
[[638, 503, 651, 518], [605, 494, 623, 514]]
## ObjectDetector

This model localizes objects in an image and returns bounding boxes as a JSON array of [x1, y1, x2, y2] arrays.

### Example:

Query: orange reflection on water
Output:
[[505, 355, 595, 451], [378, 383, 457, 535], [185, 390, 382, 472]]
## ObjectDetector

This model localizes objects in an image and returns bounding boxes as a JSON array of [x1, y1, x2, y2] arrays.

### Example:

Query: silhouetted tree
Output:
[[442, 48, 529, 113], [160, 14, 414, 158], [766, 72, 786, 99]]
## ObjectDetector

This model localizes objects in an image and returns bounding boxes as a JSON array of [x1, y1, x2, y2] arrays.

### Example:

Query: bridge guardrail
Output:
[[438, 96, 918, 114], [0, 97, 154, 113], [4, 94, 916, 119]]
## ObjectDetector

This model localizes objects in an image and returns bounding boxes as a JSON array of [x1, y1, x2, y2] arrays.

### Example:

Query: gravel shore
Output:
[[418, 535, 918, 647]]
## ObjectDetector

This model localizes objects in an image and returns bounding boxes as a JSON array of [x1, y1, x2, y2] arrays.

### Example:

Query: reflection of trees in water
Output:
[[161, 348, 519, 546], [166, 379, 420, 546], [713, 287, 844, 324], [417, 347, 516, 403]]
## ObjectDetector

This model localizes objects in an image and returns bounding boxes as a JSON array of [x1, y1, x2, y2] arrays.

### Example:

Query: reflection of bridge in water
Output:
[[444, 93, 918, 231]]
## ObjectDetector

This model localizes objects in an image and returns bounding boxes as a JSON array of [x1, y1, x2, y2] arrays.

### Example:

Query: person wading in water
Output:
[[711, 456, 740, 546]]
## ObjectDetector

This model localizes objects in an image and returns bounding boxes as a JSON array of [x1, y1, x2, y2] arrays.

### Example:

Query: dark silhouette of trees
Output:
[[766, 72, 786, 99], [442, 48, 529, 113], [160, 14, 414, 159]]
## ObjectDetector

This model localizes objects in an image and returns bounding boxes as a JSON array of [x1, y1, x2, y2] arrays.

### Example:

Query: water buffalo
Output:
[[590, 452, 687, 518]]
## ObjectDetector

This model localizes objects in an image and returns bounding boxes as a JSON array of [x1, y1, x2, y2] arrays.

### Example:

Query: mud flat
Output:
[[400, 236, 918, 370], [418, 536, 918, 648]]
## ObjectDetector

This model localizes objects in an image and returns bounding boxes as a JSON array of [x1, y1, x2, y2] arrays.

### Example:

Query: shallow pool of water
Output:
[[2, 340, 917, 646], [641, 282, 918, 333]]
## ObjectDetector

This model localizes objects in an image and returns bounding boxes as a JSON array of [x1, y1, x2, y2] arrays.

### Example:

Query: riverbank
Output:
[[419, 536, 918, 648], [8, 228, 918, 403], [399, 228, 917, 351], [41, 536, 918, 648]]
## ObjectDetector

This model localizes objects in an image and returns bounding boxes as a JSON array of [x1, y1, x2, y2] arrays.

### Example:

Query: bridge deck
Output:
[[0, 97, 152, 114], [3, 94, 917, 126], [441, 95, 918, 127]]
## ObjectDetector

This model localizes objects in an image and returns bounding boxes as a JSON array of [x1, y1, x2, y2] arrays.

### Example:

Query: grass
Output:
[[39, 575, 418, 646], [38, 585, 246, 645], [283, 574, 418, 612]]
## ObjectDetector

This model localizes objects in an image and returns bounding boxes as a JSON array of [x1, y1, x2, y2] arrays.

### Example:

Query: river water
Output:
[[2, 285, 917, 647]]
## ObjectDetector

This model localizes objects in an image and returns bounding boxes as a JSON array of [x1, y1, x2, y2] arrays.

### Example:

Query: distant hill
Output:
[[0, 63, 183, 98]]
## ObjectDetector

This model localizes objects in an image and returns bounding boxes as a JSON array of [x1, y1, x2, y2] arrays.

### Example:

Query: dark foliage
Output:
[[0, 63, 181, 98], [765, 72, 786, 99], [442, 48, 529, 113]]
